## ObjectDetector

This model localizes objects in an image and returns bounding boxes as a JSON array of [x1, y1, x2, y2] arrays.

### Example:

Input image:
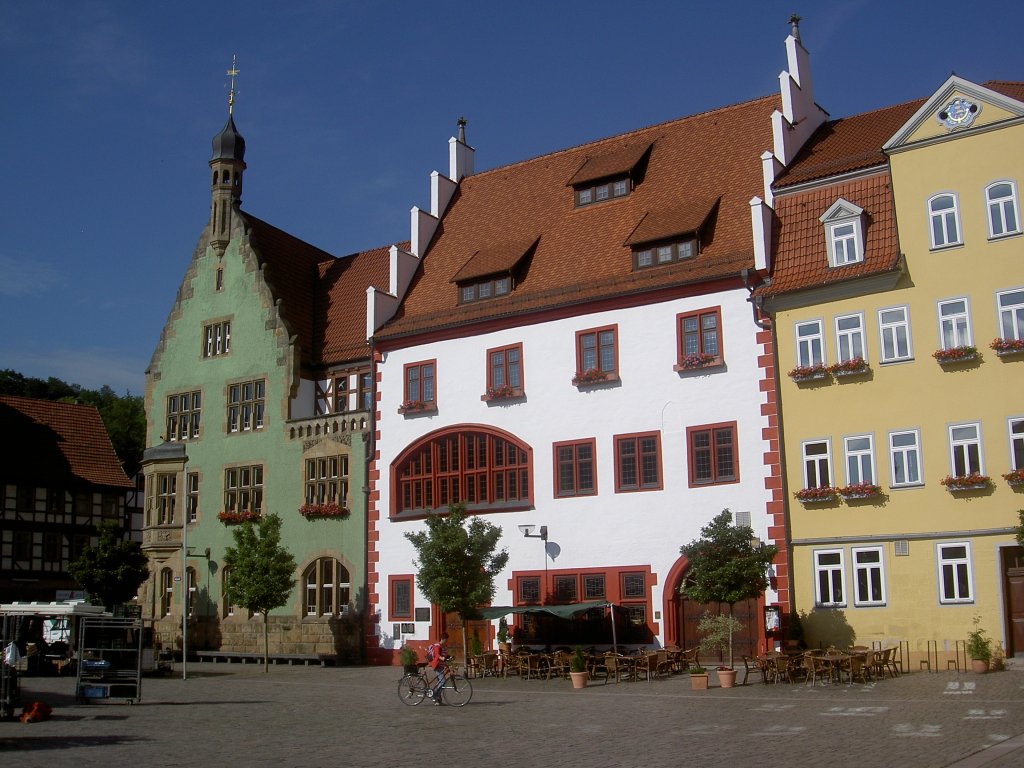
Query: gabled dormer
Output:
[[568, 142, 652, 207], [451, 236, 538, 304], [625, 198, 719, 271], [819, 198, 865, 268]]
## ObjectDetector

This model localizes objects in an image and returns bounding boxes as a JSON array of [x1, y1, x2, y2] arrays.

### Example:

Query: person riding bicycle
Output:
[[426, 632, 449, 705]]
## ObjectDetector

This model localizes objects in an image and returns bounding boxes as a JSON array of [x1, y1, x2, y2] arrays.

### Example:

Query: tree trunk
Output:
[[263, 612, 270, 673]]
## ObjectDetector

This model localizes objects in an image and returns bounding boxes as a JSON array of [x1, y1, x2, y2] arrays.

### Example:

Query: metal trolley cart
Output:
[[75, 616, 144, 704]]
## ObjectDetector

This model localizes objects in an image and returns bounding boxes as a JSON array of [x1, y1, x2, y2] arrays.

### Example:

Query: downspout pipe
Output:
[[741, 267, 771, 329]]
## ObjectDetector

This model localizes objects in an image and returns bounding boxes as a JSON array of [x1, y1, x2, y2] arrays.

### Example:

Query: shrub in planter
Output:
[[399, 645, 419, 673], [966, 615, 992, 672]]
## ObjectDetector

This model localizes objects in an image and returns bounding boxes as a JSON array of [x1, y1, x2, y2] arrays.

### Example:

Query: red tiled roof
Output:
[[0, 395, 133, 489], [242, 214, 392, 367], [567, 141, 653, 186], [624, 197, 720, 246], [758, 171, 900, 298], [451, 236, 539, 283], [377, 95, 780, 341]]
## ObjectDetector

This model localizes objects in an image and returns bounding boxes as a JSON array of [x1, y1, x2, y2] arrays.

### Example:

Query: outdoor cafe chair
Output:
[[521, 653, 545, 680], [545, 651, 570, 680], [742, 655, 768, 685], [804, 652, 831, 686]]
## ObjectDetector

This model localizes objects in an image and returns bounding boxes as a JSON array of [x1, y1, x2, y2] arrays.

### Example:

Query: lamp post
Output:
[[518, 524, 548, 604]]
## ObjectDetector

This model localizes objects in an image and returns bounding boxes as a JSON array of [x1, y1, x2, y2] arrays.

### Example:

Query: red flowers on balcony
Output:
[[940, 473, 991, 491], [218, 510, 261, 524], [827, 356, 870, 376], [572, 368, 610, 386], [990, 337, 1024, 356], [298, 502, 350, 519], [837, 482, 882, 499], [787, 363, 828, 382], [932, 345, 978, 364], [795, 486, 839, 503]]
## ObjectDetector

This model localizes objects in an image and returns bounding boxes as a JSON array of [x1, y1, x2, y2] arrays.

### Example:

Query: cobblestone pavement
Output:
[[2, 661, 1023, 768]]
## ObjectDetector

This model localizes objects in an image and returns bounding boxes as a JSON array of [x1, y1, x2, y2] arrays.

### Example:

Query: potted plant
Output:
[[569, 646, 589, 689], [940, 473, 991, 492], [966, 616, 992, 673], [837, 482, 882, 500], [496, 617, 510, 653], [990, 337, 1024, 356], [827, 356, 870, 377], [787, 363, 828, 382], [688, 664, 709, 690], [697, 613, 743, 688], [1002, 468, 1024, 487], [795, 486, 839, 503], [398, 645, 419, 674], [932, 345, 978, 364]]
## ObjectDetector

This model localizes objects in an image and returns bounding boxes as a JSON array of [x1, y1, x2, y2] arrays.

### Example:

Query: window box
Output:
[[990, 338, 1024, 357], [837, 483, 882, 500], [795, 487, 839, 504], [481, 385, 524, 402], [932, 346, 978, 365], [827, 357, 870, 377], [217, 510, 261, 524], [398, 400, 436, 415], [298, 502, 350, 520], [572, 369, 619, 387], [940, 473, 991, 492], [1001, 468, 1024, 487], [675, 353, 720, 372], [788, 364, 828, 383]]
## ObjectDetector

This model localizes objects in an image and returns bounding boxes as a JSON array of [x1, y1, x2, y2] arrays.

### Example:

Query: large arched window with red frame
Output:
[[392, 425, 533, 515]]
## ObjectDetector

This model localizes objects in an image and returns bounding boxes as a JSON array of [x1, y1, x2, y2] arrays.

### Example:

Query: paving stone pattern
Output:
[[2, 663, 1023, 768]]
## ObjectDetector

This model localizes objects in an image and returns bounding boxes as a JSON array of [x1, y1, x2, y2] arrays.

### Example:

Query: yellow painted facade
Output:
[[775, 79, 1024, 666]]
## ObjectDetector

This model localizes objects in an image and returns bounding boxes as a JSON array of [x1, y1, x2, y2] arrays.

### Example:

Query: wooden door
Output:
[[1002, 547, 1024, 658], [679, 598, 759, 662], [441, 612, 490, 663]]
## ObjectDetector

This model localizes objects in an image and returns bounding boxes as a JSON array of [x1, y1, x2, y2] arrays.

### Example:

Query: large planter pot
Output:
[[569, 671, 588, 689], [970, 658, 989, 674], [690, 673, 709, 691], [717, 668, 737, 688]]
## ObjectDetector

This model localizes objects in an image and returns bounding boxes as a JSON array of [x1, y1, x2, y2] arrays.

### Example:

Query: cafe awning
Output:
[[477, 601, 611, 620]]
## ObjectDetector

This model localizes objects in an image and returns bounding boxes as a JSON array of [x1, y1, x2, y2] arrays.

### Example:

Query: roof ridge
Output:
[[464, 92, 779, 182]]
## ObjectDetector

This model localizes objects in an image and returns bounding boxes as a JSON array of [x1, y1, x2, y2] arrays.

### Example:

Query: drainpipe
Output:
[[361, 336, 377, 665], [741, 268, 771, 330]]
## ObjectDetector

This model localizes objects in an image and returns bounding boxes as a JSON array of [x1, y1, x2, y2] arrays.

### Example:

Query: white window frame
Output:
[[937, 542, 973, 604], [835, 313, 866, 364], [844, 434, 875, 486], [986, 180, 1021, 239], [820, 198, 865, 267], [997, 288, 1024, 342], [889, 429, 923, 487], [852, 546, 886, 607], [937, 298, 972, 350], [878, 305, 913, 363], [928, 193, 962, 249], [795, 320, 825, 368], [1008, 417, 1024, 472], [948, 422, 983, 478], [814, 549, 846, 607], [802, 439, 832, 489]]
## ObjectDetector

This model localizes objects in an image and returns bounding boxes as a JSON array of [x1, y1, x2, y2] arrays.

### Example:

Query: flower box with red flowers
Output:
[[1001, 468, 1024, 487], [940, 473, 991, 491], [795, 486, 839, 503], [218, 510, 261, 524], [838, 482, 882, 499], [676, 352, 719, 372], [932, 345, 978, 364], [827, 357, 870, 377], [572, 368, 617, 386], [398, 399, 435, 415], [990, 338, 1024, 357], [788, 363, 828, 382], [481, 384, 522, 401], [298, 501, 350, 519]]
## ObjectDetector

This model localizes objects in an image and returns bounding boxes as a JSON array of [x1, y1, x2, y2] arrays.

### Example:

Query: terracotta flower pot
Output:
[[970, 658, 989, 674], [570, 671, 588, 689], [690, 673, 709, 690], [717, 668, 737, 688]]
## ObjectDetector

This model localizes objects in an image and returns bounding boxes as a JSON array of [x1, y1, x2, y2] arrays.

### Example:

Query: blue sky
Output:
[[1, 1, 1020, 395]]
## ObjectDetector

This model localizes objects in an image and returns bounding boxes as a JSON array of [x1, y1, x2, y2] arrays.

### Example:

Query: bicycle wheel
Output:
[[441, 673, 473, 707], [397, 673, 428, 706]]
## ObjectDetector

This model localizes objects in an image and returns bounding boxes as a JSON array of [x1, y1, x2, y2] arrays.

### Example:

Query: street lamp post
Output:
[[518, 524, 548, 603]]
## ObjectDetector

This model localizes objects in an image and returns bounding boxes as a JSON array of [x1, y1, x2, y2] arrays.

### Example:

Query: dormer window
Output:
[[820, 198, 865, 267], [460, 276, 512, 304], [452, 236, 537, 305], [576, 176, 631, 207], [625, 197, 718, 272], [634, 238, 696, 269]]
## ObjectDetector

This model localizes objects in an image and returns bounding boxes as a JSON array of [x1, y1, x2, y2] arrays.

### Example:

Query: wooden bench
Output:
[[195, 651, 337, 667]]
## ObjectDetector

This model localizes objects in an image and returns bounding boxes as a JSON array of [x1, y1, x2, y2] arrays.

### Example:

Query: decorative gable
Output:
[[883, 76, 1024, 151], [819, 198, 865, 268]]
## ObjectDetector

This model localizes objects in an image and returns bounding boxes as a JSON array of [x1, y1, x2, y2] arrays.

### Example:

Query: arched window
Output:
[[303, 557, 351, 617], [392, 426, 533, 515], [160, 568, 173, 617], [928, 193, 961, 249]]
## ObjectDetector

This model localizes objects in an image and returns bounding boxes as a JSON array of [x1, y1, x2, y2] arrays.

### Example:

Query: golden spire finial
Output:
[[226, 55, 240, 115]]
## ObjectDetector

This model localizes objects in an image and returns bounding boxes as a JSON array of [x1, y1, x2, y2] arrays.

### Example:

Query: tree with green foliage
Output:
[[68, 520, 150, 610], [223, 514, 297, 672], [405, 503, 509, 661], [1015, 510, 1024, 548], [679, 509, 778, 666]]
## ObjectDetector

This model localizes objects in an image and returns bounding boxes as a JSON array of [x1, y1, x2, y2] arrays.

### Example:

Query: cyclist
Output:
[[426, 632, 449, 705]]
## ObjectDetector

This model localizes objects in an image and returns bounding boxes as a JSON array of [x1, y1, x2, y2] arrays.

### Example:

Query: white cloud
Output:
[[0, 255, 64, 297]]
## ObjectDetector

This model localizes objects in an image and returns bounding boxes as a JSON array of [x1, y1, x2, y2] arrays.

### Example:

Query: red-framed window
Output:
[[403, 360, 436, 407], [389, 575, 414, 620], [392, 426, 533, 515], [676, 307, 722, 366], [553, 438, 597, 497], [614, 431, 662, 492], [575, 324, 618, 377], [686, 421, 739, 486], [518, 575, 541, 604], [487, 343, 524, 390]]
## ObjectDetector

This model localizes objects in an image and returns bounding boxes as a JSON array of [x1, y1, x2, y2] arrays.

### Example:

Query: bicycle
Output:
[[397, 658, 473, 707]]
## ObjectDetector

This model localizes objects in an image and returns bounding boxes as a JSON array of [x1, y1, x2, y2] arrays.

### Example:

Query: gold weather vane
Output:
[[226, 55, 240, 115]]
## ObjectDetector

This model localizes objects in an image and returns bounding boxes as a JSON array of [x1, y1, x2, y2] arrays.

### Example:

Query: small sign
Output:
[[173, 576, 182, 582]]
